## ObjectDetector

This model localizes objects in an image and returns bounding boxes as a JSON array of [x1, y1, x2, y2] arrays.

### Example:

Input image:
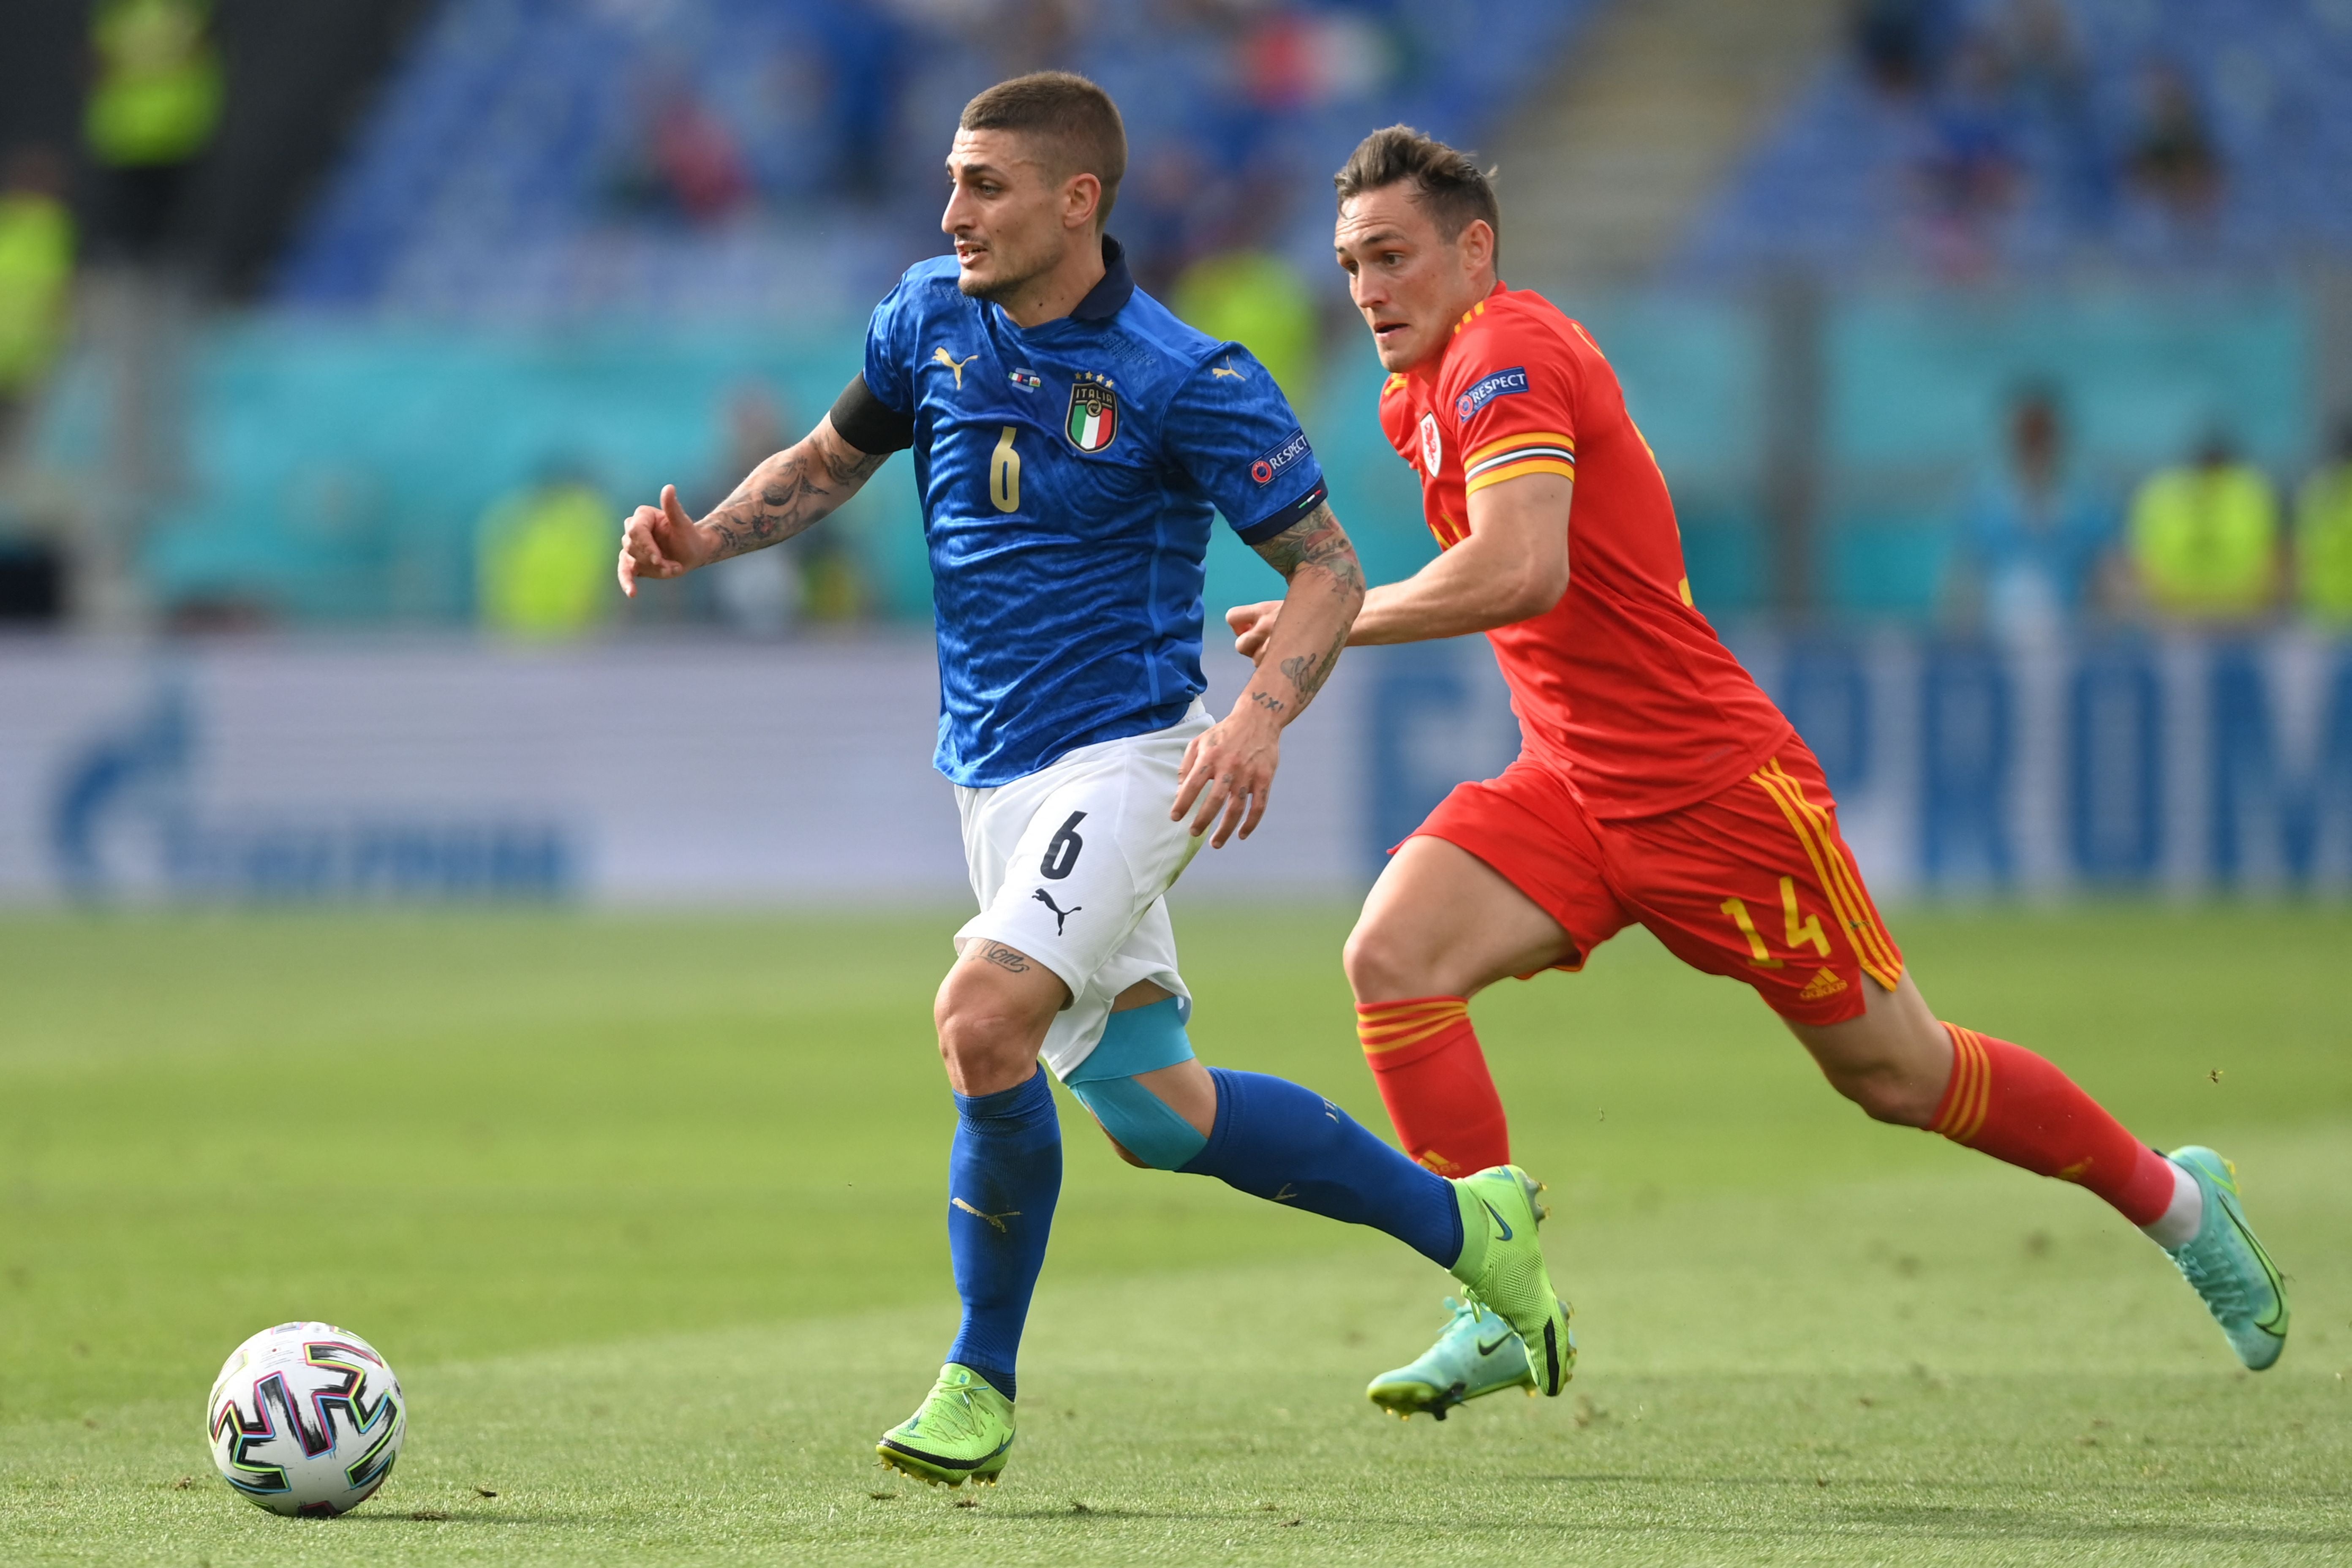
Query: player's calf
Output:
[[1786, 970, 1951, 1128]]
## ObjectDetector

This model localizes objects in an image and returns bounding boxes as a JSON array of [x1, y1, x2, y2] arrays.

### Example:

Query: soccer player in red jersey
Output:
[[1229, 126, 2289, 1419]]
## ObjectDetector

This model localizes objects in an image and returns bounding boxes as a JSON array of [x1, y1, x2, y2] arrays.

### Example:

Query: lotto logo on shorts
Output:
[[1456, 366, 1530, 422], [1250, 429, 1313, 486]]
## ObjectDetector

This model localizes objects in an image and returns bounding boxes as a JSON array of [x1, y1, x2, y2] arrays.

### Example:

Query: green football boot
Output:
[[1367, 1296, 1535, 1420], [2163, 1147, 2289, 1371], [1443, 1165, 1574, 1398], [876, 1364, 1015, 1487]]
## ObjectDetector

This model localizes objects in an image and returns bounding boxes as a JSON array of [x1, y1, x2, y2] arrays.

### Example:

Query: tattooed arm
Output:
[[617, 416, 888, 596], [1170, 500, 1367, 847], [1234, 501, 1365, 721]]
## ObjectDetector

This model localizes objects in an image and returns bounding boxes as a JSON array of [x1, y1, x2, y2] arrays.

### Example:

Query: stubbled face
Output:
[[1334, 183, 1491, 373], [942, 128, 1078, 303]]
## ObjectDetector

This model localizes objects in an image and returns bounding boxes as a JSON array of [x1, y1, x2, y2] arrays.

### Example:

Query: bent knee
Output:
[[1825, 1067, 1940, 1128], [1343, 918, 1439, 1001]]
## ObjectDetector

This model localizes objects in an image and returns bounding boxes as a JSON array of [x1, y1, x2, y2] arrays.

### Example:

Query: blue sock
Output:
[[942, 1069, 1061, 1403], [1178, 1067, 1463, 1267]]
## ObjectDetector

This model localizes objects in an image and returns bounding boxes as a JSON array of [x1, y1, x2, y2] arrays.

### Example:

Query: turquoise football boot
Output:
[[877, 1365, 1015, 1486], [2162, 1147, 2288, 1371], [1367, 1296, 1536, 1420]]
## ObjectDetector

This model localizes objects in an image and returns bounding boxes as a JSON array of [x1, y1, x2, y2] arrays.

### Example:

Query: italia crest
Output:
[[1066, 373, 1119, 453]]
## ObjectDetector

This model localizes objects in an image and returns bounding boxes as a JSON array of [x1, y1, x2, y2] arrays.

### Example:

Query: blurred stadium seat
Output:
[[1680, 0, 2352, 281], [275, 0, 1598, 321]]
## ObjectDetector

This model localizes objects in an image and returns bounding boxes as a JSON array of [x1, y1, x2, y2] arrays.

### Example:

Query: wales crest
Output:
[[1065, 375, 1119, 452]]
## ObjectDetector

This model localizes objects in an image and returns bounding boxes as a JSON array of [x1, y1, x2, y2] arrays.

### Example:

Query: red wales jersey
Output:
[[1379, 284, 1791, 818]]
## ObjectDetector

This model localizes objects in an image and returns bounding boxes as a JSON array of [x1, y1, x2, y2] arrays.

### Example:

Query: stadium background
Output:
[[1, 1, 2347, 1562]]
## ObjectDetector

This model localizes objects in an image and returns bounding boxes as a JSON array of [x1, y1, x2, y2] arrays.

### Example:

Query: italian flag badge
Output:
[[1066, 377, 1119, 452]]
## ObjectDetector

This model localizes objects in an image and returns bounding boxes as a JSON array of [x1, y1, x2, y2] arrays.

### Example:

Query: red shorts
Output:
[[1410, 743, 1903, 1026]]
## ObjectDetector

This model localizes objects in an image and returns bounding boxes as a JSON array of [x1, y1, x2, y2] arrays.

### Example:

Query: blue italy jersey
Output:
[[863, 237, 1328, 787]]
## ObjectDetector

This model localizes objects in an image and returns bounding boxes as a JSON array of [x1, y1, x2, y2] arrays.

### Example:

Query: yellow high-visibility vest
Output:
[[0, 193, 74, 393], [1171, 250, 1320, 412], [2297, 462, 2352, 625], [477, 482, 615, 639], [2127, 462, 2278, 617], [85, 0, 224, 169]]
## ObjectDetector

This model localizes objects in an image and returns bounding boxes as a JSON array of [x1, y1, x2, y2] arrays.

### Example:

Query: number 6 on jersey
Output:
[[990, 426, 1021, 513]]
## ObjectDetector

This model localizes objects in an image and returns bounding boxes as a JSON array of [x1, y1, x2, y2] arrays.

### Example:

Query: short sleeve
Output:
[[1446, 323, 1579, 498], [861, 276, 920, 417], [1161, 346, 1328, 544]]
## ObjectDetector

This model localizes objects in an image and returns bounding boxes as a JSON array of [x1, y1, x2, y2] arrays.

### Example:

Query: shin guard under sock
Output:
[[1179, 1067, 1464, 1268], [942, 1069, 1062, 1401], [1356, 996, 1511, 1175], [1933, 1024, 2176, 1226]]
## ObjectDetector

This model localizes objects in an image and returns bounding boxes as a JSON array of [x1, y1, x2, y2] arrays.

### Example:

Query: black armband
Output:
[[1236, 481, 1328, 545], [828, 374, 916, 456]]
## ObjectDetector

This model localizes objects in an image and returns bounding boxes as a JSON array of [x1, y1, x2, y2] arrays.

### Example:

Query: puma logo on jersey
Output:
[[951, 1197, 1019, 1233], [1210, 358, 1245, 379], [1031, 888, 1081, 934], [931, 347, 980, 388]]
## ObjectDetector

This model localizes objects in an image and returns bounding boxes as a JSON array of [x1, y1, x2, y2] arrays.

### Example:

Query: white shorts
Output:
[[954, 702, 1210, 1081]]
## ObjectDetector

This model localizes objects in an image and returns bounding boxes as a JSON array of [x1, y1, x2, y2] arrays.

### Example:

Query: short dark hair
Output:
[[1334, 125, 1501, 260], [959, 71, 1127, 226]]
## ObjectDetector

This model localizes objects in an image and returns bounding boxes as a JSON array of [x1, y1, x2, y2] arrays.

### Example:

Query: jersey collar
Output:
[[1070, 235, 1134, 321]]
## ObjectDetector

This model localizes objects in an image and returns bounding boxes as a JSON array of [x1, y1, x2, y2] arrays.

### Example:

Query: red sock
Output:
[[1933, 1024, 2175, 1225], [1355, 997, 1511, 1176]]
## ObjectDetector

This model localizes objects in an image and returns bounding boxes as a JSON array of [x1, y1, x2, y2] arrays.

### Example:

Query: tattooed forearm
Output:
[[1250, 502, 1368, 598], [1234, 500, 1365, 729], [1277, 618, 1350, 706], [703, 429, 888, 561]]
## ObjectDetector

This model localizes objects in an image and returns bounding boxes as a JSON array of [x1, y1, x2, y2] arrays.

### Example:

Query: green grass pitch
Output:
[[1, 903, 2347, 1565]]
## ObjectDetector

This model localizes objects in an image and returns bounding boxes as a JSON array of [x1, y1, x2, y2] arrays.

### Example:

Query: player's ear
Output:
[[1064, 170, 1103, 233], [1459, 218, 1495, 278]]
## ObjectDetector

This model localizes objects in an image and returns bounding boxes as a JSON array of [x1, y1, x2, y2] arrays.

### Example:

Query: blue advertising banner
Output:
[[1361, 632, 2352, 897]]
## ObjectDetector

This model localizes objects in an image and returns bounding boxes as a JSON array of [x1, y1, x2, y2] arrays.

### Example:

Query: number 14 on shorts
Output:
[[1720, 877, 1830, 969]]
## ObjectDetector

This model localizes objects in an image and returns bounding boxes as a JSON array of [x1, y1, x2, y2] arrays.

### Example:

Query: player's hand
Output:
[[1225, 600, 1283, 662], [1172, 703, 1282, 848], [618, 484, 713, 597]]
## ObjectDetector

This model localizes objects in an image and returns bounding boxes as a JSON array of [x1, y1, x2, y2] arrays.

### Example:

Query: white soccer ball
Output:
[[206, 1322, 406, 1516]]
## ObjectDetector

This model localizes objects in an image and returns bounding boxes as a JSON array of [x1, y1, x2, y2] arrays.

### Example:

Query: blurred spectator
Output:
[[1120, 143, 1216, 299], [2125, 62, 2221, 218], [992, 0, 1087, 76], [1851, 0, 1955, 95], [1239, 9, 1394, 113], [1911, 35, 2020, 272], [608, 74, 754, 227], [1172, 246, 1320, 411], [1950, 386, 2114, 638], [0, 148, 76, 437], [476, 470, 615, 639], [815, 6, 908, 203], [1991, 0, 2106, 222], [706, 386, 803, 636], [2294, 420, 2352, 626], [83, 0, 224, 264], [2126, 432, 2277, 621], [651, 90, 754, 226]]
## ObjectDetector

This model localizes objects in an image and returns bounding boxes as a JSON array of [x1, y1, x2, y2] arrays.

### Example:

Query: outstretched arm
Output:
[[1228, 472, 1571, 654], [1171, 500, 1366, 847], [617, 415, 889, 596]]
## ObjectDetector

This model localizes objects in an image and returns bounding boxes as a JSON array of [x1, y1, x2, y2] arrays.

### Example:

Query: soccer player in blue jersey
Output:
[[618, 73, 1572, 1487]]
